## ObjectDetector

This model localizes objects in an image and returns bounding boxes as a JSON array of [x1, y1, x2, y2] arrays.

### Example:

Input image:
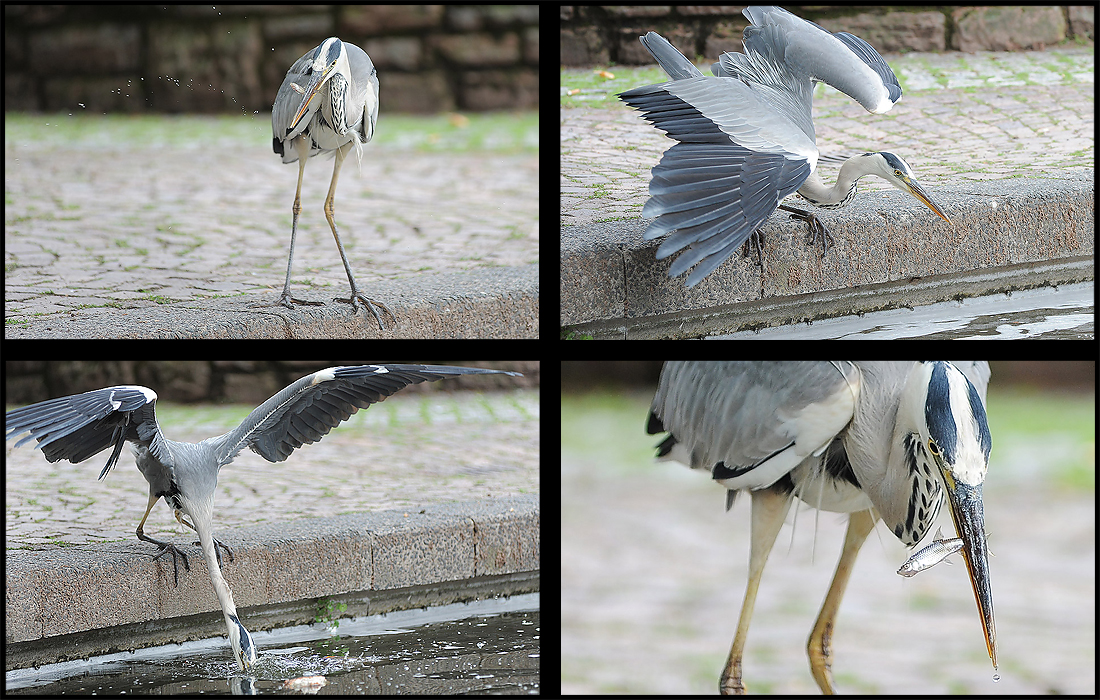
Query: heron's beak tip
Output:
[[907, 182, 952, 227]]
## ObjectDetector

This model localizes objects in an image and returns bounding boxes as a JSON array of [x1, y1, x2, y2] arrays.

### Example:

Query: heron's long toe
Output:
[[150, 542, 191, 587], [785, 210, 836, 258], [335, 291, 395, 331], [279, 293, 326, 308], [739, 229, 766, 270], [803, 220, 836, 259]]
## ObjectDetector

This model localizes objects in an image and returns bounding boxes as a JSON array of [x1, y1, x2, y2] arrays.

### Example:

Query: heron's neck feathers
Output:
[[796, 154, 878, 209]]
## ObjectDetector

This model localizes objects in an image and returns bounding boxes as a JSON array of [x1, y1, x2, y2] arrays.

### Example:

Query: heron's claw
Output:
[[335, 292, 395, 331]]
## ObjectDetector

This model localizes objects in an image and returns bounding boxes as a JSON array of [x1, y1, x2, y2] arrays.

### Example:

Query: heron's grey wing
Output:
[[618, 76, 815, 286], [212, 365, 520, 466], [645, 142, 810, 286], [5, 386, 168, 479], [740, 6, 901, 114], [344, 43, 379, 142], [710, 23, 817, 141], [639, 32, 703, 80], [647, 361, 858, 491], [272, 47, 317, 160], [662, 76, 816, 157]]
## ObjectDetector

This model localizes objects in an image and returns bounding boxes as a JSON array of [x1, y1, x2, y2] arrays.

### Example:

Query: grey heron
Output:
[[5, 364, 521, 672], [619, 7, 953, 287], [646, 361, 995, 693], [273, 37, 393, 330]]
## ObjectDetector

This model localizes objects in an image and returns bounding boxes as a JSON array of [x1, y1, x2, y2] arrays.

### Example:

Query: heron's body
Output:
[[272, 37, 392, 329], [647, 361, 995, 693], [273, 39, 377, 164], [619, 7, 952, 287], [6, 364, 520, 673]]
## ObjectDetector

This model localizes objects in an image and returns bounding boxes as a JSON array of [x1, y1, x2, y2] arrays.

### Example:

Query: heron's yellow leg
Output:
[[323, 141, 393, 330], [719, 487, 792, 695], [135, 491, 191, 587], [807, 508, 877, 694], [279, 137, 324, 307]]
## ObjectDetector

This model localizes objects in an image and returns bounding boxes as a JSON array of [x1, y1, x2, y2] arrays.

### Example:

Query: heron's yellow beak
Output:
[[941, 468, 997, 671], [901, 175, 953, 227], [290, 63, 337, 130]]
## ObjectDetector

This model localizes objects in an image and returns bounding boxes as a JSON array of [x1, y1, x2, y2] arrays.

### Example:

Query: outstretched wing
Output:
[[5, 386, 167, 479], [213, 364, 520, 466]]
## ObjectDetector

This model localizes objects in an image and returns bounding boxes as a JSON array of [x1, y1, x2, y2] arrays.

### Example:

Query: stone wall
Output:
[[6, 5, 540, 114]]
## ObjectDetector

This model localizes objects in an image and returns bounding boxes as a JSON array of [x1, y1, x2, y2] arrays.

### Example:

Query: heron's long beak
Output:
[[900, 175, 953, 227], [290, 65, 336, 130], [942, 472, 997, 671]]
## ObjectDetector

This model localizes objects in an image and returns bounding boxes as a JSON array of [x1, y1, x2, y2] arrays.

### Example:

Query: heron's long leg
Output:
[[323, 141, 395, 331], [279, 138, 326, 308], [720, 487, 793, 695], [807, 508, 877, 694], [136, 492, 190, 587], [174, 510, 234, 569], [777, 204, 836, 258]]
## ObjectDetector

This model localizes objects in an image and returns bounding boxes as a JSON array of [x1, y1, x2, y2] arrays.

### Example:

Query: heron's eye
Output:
[[927, 438, 940, 455]]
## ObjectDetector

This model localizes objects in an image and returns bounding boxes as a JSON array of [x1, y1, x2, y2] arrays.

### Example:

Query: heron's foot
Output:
[[786, 211, 836, 258], [739, 230, 767, 270], [149, 542, 191, 587], [193, 537, 235, 569], [334, 292, 395, 331], [805, 220, 835, 259], [750, 229, 766, 270], [279, 293, 326, 308]]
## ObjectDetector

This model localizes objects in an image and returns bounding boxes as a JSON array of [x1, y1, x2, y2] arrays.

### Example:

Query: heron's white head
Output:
[[916, 361, 992, 486], [892, 362, 992, 540], [872, 152, 953, 227], [289, 37, 350, 130]]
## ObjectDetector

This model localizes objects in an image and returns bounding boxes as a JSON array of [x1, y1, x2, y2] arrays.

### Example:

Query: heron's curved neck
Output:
[[796, 155, 874, 209], [188, 497, 254, 669]]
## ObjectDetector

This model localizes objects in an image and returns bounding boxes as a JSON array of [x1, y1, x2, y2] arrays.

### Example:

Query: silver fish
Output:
[[897, 535, 965, 578]]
